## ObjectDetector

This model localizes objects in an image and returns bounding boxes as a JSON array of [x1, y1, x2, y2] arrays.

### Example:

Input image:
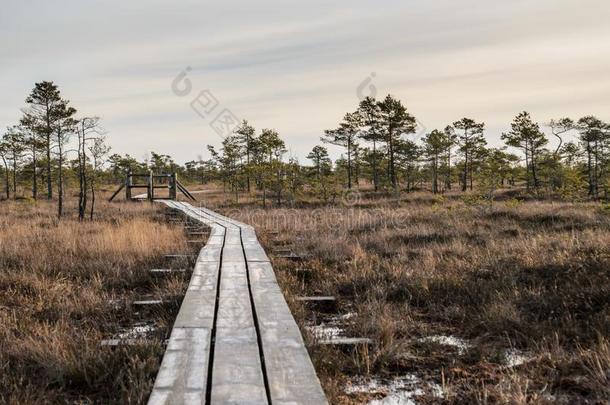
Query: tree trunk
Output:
[[524, 144, 531, 191], [432, 155, 438, 194], [531, 150, 539, 190], [45, 103, 53, 200], [246, 136, 251, 193], [82, 159, 88, 221], [388, 128, 397, 191], [446, 147, 452, 190], [372, 140, 378, 192], [78, 132, 85, 220], [32, 149, 38, 200], [354, 149, 360, 187], [593, 140, 599, 198], [462, 151, 468, 192], [276, 168, 282, 206], [90, 179, 95, 220], [587, 143, 594, 196], [46, 133, 52, 200], [347, 139, 352, 189], [12, 158, 17, 199], [2, 158, 9, 199], [57, 132, 64, 218]]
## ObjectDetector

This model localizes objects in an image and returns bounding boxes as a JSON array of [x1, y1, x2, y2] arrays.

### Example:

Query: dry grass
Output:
[[204, 189, 610, 404], [5, 185, 608, 403], [0, 196, 192, 404]]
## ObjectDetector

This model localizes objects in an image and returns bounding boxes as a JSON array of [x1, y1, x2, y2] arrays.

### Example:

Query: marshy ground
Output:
[[2, 188, 609, 404], [207, 190, 610, 404]]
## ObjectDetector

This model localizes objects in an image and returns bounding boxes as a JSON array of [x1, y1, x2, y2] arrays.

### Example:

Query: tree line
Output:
[[199, 94, 609, 204], [0, 81, 109, 219], [3, 84, 609, 210]]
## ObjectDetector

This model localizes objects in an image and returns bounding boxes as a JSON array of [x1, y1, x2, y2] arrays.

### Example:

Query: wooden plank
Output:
[[148, 327, 211, 405], [211, 242, 267, 404], [249, 261, 328, 404], [173, 261, 219, 328], [275, 253, 309, 261], [165, 254, 197, 259], [244, 243, 270, 262], [188, 261, 221, 291], [318, 338, 373, 346], [149, 268, 187, 274], [166, 204, 268, 403], [192, 244, 220, 262], [296, 296, 336, 302], [133, 299, 164, 306], [149, 207, 223, 405], [221, 244, 247, 263], [108, 183, 125, 202], [100, 338, 139, 347], [273, 248, 293, 254]]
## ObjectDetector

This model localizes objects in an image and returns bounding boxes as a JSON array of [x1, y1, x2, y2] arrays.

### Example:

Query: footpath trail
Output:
[[148, 201, 327, 405]]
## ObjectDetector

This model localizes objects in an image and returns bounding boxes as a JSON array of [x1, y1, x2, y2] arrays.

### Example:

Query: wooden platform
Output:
[[148, 201, 327, 405]]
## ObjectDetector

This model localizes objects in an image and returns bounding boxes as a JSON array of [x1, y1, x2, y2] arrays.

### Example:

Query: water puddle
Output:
[[305, 312, 357, 342], [306, 325, 344, 340], [416, 334, 471, 354], [504, 348, 532, 367], [117, 323, 156, 340], [346, 374, 443, 404]]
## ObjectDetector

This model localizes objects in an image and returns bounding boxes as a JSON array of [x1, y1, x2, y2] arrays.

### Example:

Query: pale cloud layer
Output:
[[2, 0, 609, 162]]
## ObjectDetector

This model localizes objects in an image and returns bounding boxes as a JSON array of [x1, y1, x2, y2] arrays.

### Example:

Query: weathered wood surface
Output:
[[148, 201, 327, 405]]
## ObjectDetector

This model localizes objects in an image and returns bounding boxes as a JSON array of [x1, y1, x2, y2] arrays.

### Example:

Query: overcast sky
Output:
[[2, 0, 609, 163]]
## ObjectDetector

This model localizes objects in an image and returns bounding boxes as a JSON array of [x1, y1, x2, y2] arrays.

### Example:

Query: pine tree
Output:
[[208, 135, 243, 202], [257, 129, 286, 206], [577, 116, 608, 197], [307, 145, 331, 179], [234, 120, 257, 192], [395, 138, 420, 192], [0, 126, 27, 199], [88, 136, 110, 220], [422, 129, 448, 194], [453, 118, 486, 191], [357, 97, 383, 191], [549, 118, 575, 155], [52, 101, 77, 217], [0, 142, 9, 199], [323, 112, 360, 189], [23, 81, 65, 200], [502, 112, 547, 191], [19, 114, 44, 199], [442, 126, 458, 190], [378, 95, 417, 191]]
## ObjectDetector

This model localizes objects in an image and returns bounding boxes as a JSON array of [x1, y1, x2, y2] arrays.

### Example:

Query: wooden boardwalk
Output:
[[148, 201, 327, 405]]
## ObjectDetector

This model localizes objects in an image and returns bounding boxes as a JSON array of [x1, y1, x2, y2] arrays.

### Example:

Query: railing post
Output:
[[170, 173, 177, 200], [126, 171, 132, 200], [148, 170, 154, 202]]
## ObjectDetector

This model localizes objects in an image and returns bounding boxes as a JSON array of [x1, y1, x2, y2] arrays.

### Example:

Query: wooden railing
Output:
[[109, 172, 195, 202]]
